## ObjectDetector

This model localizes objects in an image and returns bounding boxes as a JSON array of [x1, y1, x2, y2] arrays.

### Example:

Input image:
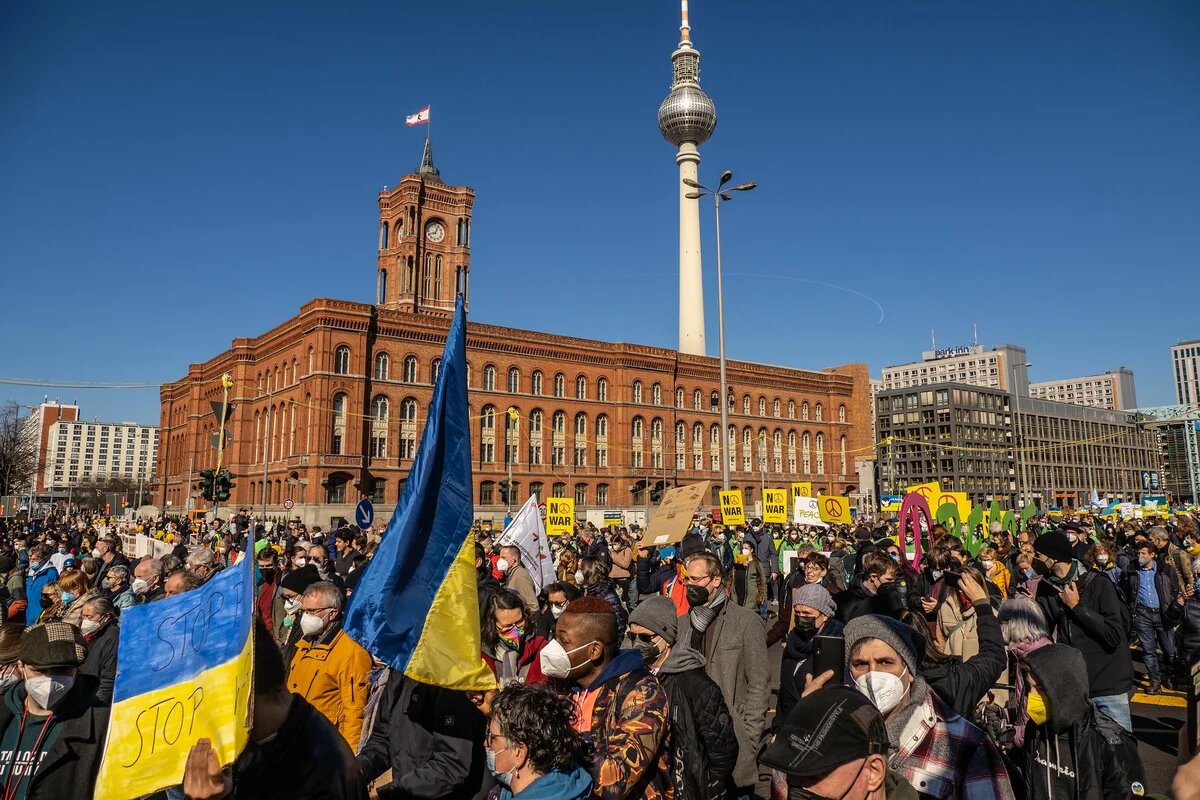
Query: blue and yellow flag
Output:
[[344, 295, 496, 691], [94, 545, 254, 799]]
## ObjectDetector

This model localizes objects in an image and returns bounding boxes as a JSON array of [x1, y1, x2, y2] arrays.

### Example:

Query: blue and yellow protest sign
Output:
[[94, 547, 254, 799]]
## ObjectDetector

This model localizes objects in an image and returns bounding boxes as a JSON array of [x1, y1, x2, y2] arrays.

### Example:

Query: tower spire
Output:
[[679, 0, 691, 46], [417, 136, 440, 180]]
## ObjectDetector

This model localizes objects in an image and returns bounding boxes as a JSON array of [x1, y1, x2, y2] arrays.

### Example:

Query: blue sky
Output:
[[2, 1, 1198, 425]]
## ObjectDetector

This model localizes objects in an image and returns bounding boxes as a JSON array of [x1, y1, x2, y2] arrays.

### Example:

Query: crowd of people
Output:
[[1, 505, 1199, 799]]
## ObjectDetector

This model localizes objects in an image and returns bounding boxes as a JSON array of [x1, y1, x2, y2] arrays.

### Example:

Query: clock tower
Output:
[[376, 139, 473, 315]]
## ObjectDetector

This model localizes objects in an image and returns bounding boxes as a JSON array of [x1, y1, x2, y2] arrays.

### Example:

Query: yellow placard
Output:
[[933, 491, 971, 522], [818, 495, 852, 524], [762, 489, 788, 524], [904, 482, 939, 501], [719, 491, 746, 526], [545, 497, 576, 536], [791, 481, 813, 499]]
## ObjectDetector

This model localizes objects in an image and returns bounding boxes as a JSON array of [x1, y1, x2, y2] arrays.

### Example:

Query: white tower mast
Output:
[[658, 0, 717, 356]]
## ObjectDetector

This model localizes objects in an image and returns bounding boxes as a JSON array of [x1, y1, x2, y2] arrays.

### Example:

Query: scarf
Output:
[[1008, 636, 1052, 747], [688, 587, 728, 634], [1045, 559, 1081, 588], [883, 675, 930, 754]]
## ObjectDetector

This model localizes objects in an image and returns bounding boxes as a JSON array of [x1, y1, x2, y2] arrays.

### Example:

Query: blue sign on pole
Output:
[[355, 498, 375, 530]]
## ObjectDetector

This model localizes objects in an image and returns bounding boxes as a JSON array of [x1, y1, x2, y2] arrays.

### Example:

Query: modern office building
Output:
[[1029, 368, 1137, 411], [1172, 340, 1200, 406], [1130, 405, 1200, 505], [24, 402, 159, 493], [876, 381, 1157, 509], [881, 344, 1030, 396]]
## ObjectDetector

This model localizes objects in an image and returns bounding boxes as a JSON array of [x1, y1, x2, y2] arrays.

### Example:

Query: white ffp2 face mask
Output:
[[26, 673, 74, 709], [854, 668, 908, 714], [495, 558, 510, 574], [538, 638, 596, 679], [300, 613, 327, 637]]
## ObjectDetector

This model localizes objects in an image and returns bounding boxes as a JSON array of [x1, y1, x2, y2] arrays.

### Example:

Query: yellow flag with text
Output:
[[762, 489, 788, 524], [719, 491, 746, 526]]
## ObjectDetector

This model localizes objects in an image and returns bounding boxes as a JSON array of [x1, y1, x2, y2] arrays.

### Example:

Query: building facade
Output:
[[1028, 368, 1136, 411], [158, 164, 873, 526], [25, 402, 159, 493], [1131, 405, 1200, 505], [881, 344, 1030, 396], [1172, 340, 1200, 406], [876, 381, 1157, 509]]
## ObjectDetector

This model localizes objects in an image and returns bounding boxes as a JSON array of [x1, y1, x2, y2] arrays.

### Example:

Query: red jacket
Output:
[[482, 634, 549, 685]]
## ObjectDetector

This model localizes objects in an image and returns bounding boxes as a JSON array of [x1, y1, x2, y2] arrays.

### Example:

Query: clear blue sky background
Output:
[[2, 1, 1198, 426]]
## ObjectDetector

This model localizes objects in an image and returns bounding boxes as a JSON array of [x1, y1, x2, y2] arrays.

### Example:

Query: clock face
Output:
[[425, 221, 445, 243]]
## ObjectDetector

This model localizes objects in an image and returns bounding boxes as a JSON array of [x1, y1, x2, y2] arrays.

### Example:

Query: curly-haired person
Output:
[[487, 683, 593, 799]]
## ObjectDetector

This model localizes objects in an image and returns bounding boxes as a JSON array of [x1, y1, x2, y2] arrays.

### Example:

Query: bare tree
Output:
[[0, 402, 38, 496]]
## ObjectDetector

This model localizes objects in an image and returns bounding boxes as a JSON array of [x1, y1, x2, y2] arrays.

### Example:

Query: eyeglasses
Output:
[[484, 729, 508, 747], [630, 632, 657, 644], [681, 574, 713, 586]]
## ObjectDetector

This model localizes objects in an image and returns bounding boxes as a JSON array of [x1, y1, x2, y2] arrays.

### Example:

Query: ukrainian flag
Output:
[[94, 539, 254, 799], [344, 295, 496, 691]]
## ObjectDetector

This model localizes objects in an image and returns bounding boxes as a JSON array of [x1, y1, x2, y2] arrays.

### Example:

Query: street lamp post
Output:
[[684, 170, 756, 492], [1011, 361, 1032, 510]]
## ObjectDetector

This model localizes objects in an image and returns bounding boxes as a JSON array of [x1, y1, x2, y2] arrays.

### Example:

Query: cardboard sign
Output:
[[719, 490, 746, 526], [545, 497, 576, 536], [791, 481, 813, 499], [644, 480, 711, 546], [817, 495, 852, 524], [793, 496, 828, 527], [762, 489, 788, 524]]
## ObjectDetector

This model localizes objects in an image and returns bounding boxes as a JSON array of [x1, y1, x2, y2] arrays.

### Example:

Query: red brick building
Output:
[[158, 155, 873, 526]]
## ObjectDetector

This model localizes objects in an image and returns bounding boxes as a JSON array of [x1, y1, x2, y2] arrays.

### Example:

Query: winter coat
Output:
[[357, 672, 489, 800], [1021, 644, 1144, 800], [576, 535, 613, 574], [1122, 559, 1184, 625], [833, 577, 905, 624], [288, 622, 374, 749], [586, 580, 628, 643], [482, 634, 549, 687], [922, 601, 1008, 720], [731, 556, 765, 610], [743, 527, 778, 577], [705, 537, 735, 576], [1035, 567, 1133, 697], [567, 649, 672, 800], [503, 565, 539, 617], [79, 618, 119, 704], [235, 693, 368, 800], [610, 544, 633, 580], [499, 765, 593, 800], [658, 646, 739, 800], [0, 675, 109, 800], [692, 599, 770, 788], [25, 563, 58, 623], [1177, 597, 1200, 678], [776, 617, 844, 728]]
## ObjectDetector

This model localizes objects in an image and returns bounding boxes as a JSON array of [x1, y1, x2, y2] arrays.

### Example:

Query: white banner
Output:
[[495, 494, 556, 594], [793, 496, 829, 527]]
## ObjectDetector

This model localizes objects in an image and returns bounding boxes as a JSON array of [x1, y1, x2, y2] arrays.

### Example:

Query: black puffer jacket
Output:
[[1035, 567, 1133, 697], [659, 650, 739, 800], [1021, 644, 1143, 800], [79, 619, 119, 704], [776, 617, 845, 728], [922, 600, 1008, 719]]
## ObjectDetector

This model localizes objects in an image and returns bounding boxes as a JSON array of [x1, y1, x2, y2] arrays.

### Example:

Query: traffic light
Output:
[[199, 469, 217, 502], [215, 469, 237, 503], [498, 479, 512, 505]]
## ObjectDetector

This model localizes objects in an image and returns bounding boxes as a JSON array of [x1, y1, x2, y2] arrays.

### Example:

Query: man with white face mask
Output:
[[286, 581, 372, 749], [77, 597, 119, 704], [0, 622, 108, 799], [820, 615, 1013, 800]]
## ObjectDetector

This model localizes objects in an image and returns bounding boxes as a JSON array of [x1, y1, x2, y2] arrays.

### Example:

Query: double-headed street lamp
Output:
[[684, 170, 756, 491]]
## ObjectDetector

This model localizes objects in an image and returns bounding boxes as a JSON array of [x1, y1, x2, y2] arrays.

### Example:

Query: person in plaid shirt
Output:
[[824, 615, 1015, 800]]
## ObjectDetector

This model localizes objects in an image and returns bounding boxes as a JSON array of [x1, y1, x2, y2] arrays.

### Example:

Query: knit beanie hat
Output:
[[628, 595, 680, 646], [792, 583, 837, 619], [1034, 531, 1074, 564], [843, 614, 925, 677], [280, 564, 322, 594]]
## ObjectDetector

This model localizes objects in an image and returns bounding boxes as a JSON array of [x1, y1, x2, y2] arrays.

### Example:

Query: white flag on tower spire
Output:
[[405, 106, 430, 126]]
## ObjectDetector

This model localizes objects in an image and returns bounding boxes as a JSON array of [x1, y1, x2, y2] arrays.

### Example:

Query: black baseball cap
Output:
[[759, 686, 889, 778]]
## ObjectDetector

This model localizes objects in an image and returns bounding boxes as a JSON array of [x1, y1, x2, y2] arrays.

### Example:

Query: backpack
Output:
[[1092, 707, 1145, 793]]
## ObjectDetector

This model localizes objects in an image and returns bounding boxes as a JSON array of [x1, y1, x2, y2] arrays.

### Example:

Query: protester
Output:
[[255, 545, 284, 631], [835, 551, 901, 623], [287, 580, 373, 748], [743, 519, 779, 617], [498, 545, 539, 617], [0, 624, 22, 692], [0, 622, 109, 799], [1033, 530, 1133, 730], [1122, 539, 1182, 693], [90, 537, 129, 589], [277, 563, 321, 657], [629, 595, 739, 799], [78, 596, 118, 704], [731, 538, 767, 613], [542, 596, 672, 799], [534, 581, 580, 640], [102, 564, 136, 610], [777, 583, 844, 728], [24, 546, 58, 627], [164, 568, 206, 598], [682, 551, 769, 798], [996, 596, 1053, 749], [485, 683, 593, 800], [482, 589, 548, 687], [186, 547, 219, 582], [761, 685, 917, 800], [577, 556, 628, 643], [131, 556, 166, 603], [1019, 643, 1144, 799]]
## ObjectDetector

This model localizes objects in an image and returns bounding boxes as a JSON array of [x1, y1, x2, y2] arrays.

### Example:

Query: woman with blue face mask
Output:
[[485, 684, 593, 800]]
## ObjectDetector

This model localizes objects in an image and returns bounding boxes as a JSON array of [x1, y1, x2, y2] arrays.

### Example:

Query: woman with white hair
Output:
[[998, 595, 1053, 748]]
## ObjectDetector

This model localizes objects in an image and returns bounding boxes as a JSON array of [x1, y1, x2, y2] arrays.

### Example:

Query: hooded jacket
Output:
[[500, 764, 593, 800], [1021, 644, 1144, 800], [657, 643, 739, 800]]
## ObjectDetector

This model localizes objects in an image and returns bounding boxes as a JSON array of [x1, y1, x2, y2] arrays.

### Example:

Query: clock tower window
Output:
[[434, 255, 443, 300]]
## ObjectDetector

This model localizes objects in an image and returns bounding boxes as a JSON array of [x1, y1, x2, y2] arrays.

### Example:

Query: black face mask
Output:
[[633, 635, 661, 667], [259, 567, 276, 580], [686, 584, 711, 608], [1031, 558, 1050, 577], [793, 615, 818, 637], [39, 595, 54, 609]]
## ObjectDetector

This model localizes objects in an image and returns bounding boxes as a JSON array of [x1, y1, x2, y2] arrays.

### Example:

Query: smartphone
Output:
[[812, 635, 845, 686], [943, 571, 963, 589]]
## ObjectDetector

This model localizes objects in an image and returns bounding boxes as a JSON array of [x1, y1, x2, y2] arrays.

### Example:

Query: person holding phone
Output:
[[776, 583, 844, 729]]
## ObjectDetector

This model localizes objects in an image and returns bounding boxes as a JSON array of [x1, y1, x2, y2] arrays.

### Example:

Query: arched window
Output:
[[398, 398, 418, 459], [576, 375, 587, 400], [434, 255, 442, 300], [422, 253, 432, 298], [742, 395, 751, 415], [479, 406, 496, 463], [838, 404, 847, 423], [553, 481, 567, 498], [651, 419, 663, 442], [531, 370, 543, 396], [758, 397, 767, 416], [787, 430, 797, 473], [574, 412, 588, 437], [815, 433, 825, 474], [676, 421, 686, 442], [633, 381, 643, 404], [596, 415, 609, 438], [508, 367, 520, 393], [773, 429, 783, 472], [597, 378, 608, 402], [371, 396, 389, 421], [553, 373, 565, 398], [379, 223, 389, 250], [395, 218, 404, 242], [430, 358, 441, 384], [370, 396, 389, 458], [373, 353, 389, 381], [401, 398, 417, 421], [773, 398, 781, 418], [334, 346, 350, 375], [377, 269, 387, 303], [551, 411, 566, 466], [553, 411, 566, 434], [693, 422, 703, 444], [574, 483, 588, 505], [652, 383, 662, 406], [402, 356, 417, 383], [676, 387, 685, 408], [802, 432, 811, 473], [405, 257, 415, 293], [307, 346, 315, 375], [815, 403, 824, 421], [331, 393, 347, 454], [482, 365, 497, 391], [788, 399, 796, 419], [528, 409, 544, 465], [710, 391, 719, 412], [574, 413, 588, 467], [801, 401, 810, 421], [632, 417, 644, 439], [597, 483, 609, 505]]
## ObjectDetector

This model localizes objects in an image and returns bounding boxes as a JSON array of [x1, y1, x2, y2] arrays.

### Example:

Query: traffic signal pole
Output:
[[212, 373, 234, 520]]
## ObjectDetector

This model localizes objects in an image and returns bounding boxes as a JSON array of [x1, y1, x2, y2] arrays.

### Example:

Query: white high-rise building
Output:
[[1029, 368, 1136, 411], [25, 402, 158, 493], [1172, 339, 1200, 406], [881, 344, 1030, 396]]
